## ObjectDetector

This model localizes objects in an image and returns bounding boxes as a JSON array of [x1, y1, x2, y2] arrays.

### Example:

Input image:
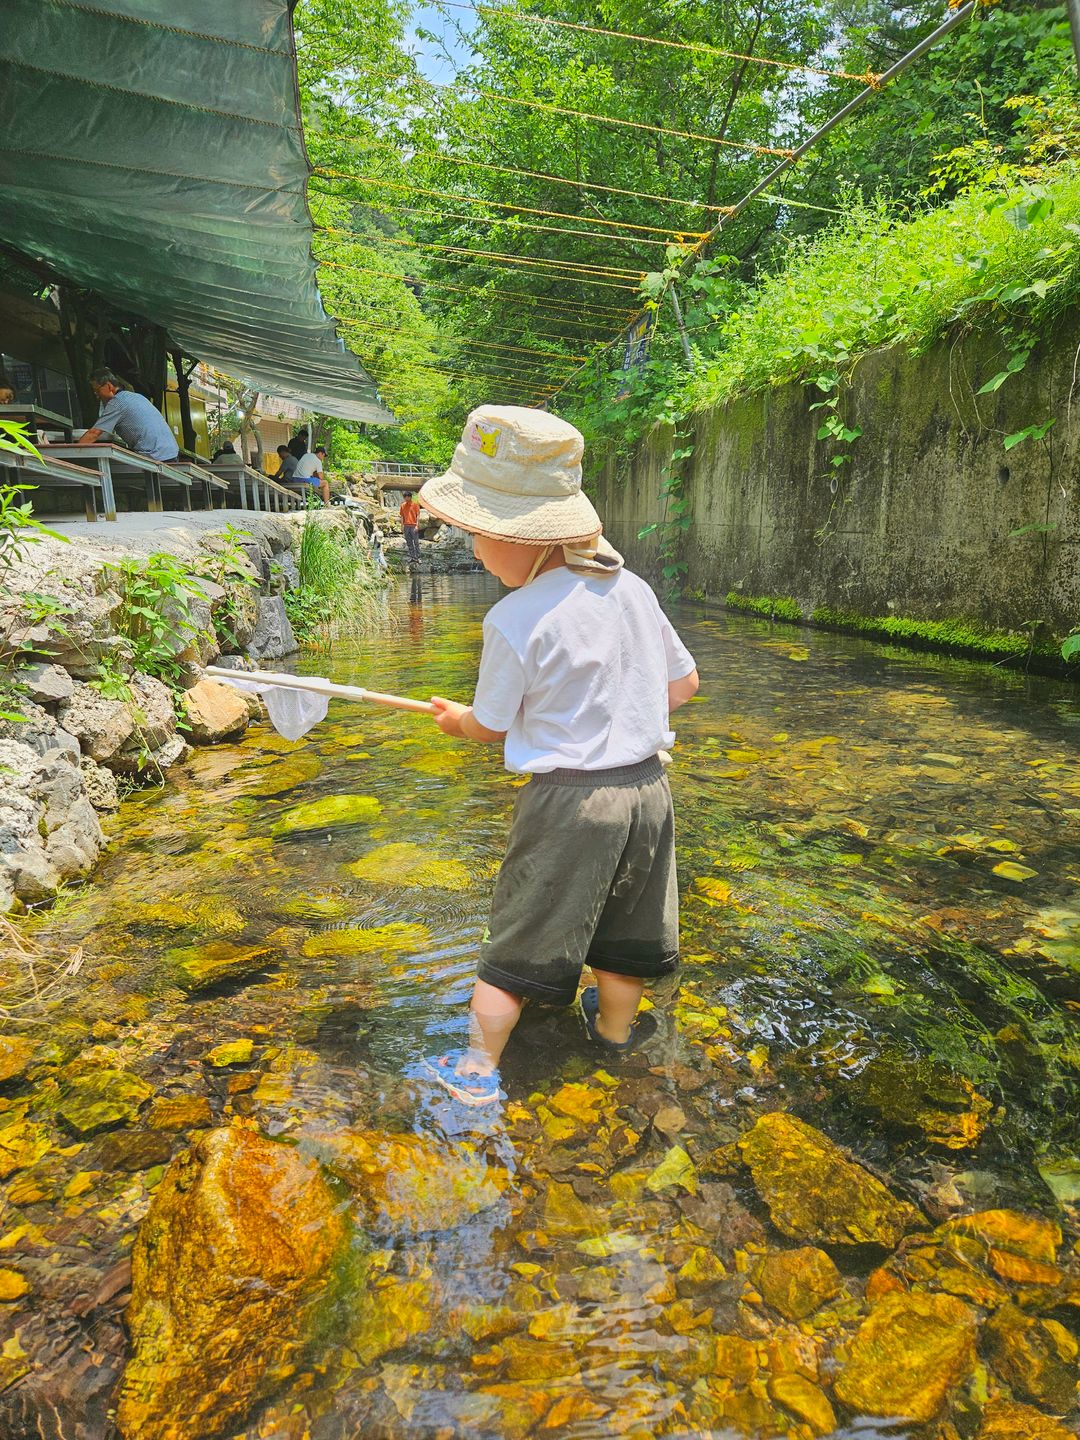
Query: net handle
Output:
[[204, 666, 437, 715]]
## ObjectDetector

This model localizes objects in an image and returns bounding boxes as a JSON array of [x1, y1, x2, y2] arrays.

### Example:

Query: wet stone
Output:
[[766, 1372, 836, 1436], [941, 1208, 1062, 1264], [850, 1051, 993, 1149], [738, 1111, 922, 1247], [754, 1245, 843, 1321], [94, 1129, 176, 1173], [270, 793, 382, 835], [985, 1302, 1079, 1412], [169, 941, 272, 992], [204, 1040, 255, 1068], [0, 1036, 36, 1084], [0, 1119, 49, 1179], [146, 1095, 213, 1130], [347, 841, 471, 891], [834, 1290, 978, 1423], [57, 1069, 153, 1135], [117, 1126, 347, 1440], [303, 1129, 509, 1234], [975, 1399, 1076, 1439], [0, 1268, 29, 1302]]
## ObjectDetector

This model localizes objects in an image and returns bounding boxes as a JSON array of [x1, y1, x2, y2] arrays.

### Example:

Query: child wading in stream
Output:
[[418, 405, 699, 1106]]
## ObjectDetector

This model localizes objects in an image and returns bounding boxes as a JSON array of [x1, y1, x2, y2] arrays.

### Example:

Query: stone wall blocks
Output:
[[246, 596, 298, 663]]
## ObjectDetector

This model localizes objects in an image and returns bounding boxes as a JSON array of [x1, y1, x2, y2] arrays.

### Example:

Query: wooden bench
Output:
[[209, 456, 306, 512], [1, 452, 104, 522], [40, 444, 197, 520], [171, 457, 231, 511]]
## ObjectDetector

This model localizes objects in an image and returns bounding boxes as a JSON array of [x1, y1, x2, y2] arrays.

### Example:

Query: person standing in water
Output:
[[418, 405, 699, 1105], [399, 490, 422, 565]]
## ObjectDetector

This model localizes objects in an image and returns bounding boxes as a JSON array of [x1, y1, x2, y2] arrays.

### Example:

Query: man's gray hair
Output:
[[89, 368, 123, 388]]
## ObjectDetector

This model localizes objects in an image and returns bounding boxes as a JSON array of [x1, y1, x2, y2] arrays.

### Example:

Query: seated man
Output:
[[75, 369, 179, 462], [276, 443, 299, 482], [291, 445, 330, 506]]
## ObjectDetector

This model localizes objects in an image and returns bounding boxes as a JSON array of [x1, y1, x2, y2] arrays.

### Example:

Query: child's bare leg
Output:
[[465, 979, 524, 1072], [591, 968, 645, 1046]]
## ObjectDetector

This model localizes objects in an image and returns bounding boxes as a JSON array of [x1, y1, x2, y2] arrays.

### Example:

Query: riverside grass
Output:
[[684, 167, 1080, 412], [285, 514, 386, 647]]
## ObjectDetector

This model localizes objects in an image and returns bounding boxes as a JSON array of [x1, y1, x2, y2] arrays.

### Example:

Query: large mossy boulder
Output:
[[167, 941, 272, 993], [117, 1125, 346, 1440], [737, 1112, 922, 1247], [271, 794, 382, 835], [834, 1290, 978, 1423], [302, 1129, 508, 1235], [849, 1051, 992, 1149]]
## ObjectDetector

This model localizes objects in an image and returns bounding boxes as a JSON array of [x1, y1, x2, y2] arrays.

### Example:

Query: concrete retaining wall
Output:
[[592, 312, 1080, 644]]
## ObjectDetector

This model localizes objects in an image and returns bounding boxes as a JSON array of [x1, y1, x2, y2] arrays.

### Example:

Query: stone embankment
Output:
[[0, 512, 321, 913]]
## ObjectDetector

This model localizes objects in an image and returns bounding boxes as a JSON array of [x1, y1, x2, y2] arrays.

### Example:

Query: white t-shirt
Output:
[[293, 452, 323, 481], [472, 565, 696, 773]]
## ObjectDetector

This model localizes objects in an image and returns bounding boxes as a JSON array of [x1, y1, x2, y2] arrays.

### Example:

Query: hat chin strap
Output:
[[523, 544, 555, 585], [523, 535, 624, 586]]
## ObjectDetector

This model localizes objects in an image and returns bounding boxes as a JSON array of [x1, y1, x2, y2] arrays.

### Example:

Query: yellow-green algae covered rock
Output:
[[0, 1035, 36, 1084], [168, 941, 272, 993], [985, 1302, 1079, 1412], [976, 1398, 1076, 1439], [303, 1129, 508, 1234], [738, 1111, 922, 1247], [0, 1118, 50, 1178], [58, 1070, 153, 1135], [279, 893, 353, 921], [117, 1126, 346, 1440], [271, 794, 382, 835], [203, 1039, 254, 1068], [240, 753, 322, 796], [347, 842, 471, 891], [754, 1245, 843, 1321], [137, 897, 246, 936], [300, 922, 431, 960], [834, 1290, 977, 1422]]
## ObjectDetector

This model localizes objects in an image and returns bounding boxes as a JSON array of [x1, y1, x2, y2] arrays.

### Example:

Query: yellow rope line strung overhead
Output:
[[383, 362, 558, 395], [332, 312, 586, 362], [432, 1, 882, 87], [315, 168, 707, 241], [318, 261, 636, 324], [325, 195, 683, 251], [353, 143, 722, 211], [317, 227, 646, 288], [359, 63, 795, 157]]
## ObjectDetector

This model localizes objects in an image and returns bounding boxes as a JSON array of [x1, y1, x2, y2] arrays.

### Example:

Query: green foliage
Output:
[[725, 593, 804, 623], [808, 606, 1058, 662], [0, 423, 66, 573], [193, 524, 259, 651], [103, 553, 209, 703], [284, 518, 385, 647]]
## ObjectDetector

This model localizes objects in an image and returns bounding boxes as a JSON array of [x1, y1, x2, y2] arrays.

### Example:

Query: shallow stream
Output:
[[2, 574, 1079, 1438]]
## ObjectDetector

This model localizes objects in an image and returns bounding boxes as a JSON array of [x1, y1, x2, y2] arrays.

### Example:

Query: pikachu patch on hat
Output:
[[468, 421, 502, 457]]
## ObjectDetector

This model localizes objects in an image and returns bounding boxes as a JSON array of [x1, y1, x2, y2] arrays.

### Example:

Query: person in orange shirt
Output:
[[399, 491, 422, 564]]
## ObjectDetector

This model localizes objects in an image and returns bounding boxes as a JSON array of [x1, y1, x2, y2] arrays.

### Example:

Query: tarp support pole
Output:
[[170, 348, 198, 453]]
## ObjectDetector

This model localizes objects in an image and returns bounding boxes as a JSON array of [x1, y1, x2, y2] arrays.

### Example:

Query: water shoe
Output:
[[578, 987, 655, 1052], [423, 1048, 504, 1107]]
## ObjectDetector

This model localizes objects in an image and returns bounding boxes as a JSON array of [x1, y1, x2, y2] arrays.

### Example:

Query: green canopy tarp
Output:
[[0, 0, 395, 425]]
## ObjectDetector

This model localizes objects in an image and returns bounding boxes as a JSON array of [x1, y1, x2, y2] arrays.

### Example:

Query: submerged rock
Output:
[[941, 1208, 1061, 1264], [117, 1126, 346, 1440], [168, 941, 271, 992], [738, 1112, 922, 1247], [0, 1036, 36, 1084], [271, 793, 382, 835], [347, 842, 472, 891], [300, 922, 431, 959], [57, 1069, 153, 1135], [834, 1290, 977, 1422], [304, 1129, 508, 1234], [850, 1051, 993, 1149], [754, 1246, 843, 1321], [985, 1302, 1078, 1412], [0, 1119, 50, 1178], [976, 1398, 1076, 1439]]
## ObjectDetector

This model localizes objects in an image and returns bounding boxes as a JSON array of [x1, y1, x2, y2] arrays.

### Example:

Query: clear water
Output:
[[2, 573, 1078, 1438]]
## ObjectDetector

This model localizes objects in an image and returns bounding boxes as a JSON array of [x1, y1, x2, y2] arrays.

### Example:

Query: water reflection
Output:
[[2, 575, 1078, 1438]]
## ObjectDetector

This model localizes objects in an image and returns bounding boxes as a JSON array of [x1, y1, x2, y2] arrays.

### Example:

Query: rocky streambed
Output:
[[0, 576, 1077, 1438]]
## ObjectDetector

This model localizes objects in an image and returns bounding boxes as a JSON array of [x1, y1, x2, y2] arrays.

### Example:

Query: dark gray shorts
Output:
[[477, 755, 680, 1006]]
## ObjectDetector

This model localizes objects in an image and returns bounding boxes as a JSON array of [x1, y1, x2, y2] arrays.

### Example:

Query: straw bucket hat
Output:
[[419, 405, 602, 545]]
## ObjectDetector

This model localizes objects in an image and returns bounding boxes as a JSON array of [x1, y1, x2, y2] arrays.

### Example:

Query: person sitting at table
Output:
[[291, 445, 330, 507], [75, 370, 180, 463], [0, 377, 15, 405], [276, 443, 299, 482]]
